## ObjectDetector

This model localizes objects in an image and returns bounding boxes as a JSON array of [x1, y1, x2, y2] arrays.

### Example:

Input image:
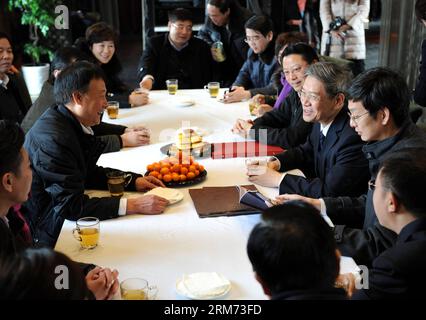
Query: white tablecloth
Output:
[[55, 89, 358, 300]]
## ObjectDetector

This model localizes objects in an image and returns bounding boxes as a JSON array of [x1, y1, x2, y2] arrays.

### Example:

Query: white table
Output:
[[55, 89, 358, 300]]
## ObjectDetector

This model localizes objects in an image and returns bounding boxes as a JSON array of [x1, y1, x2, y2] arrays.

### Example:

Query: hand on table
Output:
[[86, 266, 119, 300], [252, 104, 273, 117], [121, 127, 150, 147], [135, 176, 166, 191], [246, 164, 283, 188], [129, 90, 149, 107], [231, 119, 253, 138], [272, 194, 321, 210], [139, 77, 153, 90], [126, 194, 169, 215], [224, 86, 251, 103]]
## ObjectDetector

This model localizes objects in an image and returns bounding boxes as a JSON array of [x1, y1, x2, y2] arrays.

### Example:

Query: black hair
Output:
[[415, 0, 426, 22], [53, 61, 105, 105], [347, 67, 410, 127], [274, 32, 308, 59], [0, 120, 25, 178], [247, 201, 339, 295], [244, 15, 273, 37], [168, 8, 193, 23], [0, 248, 90, 299], [48, 47, 85, 84], [85, 22, 117, 46], [0, 32, 12, 44], [207, 0, 241, 14], [282, 42, 319, 65], [378, 148, 426, 217]]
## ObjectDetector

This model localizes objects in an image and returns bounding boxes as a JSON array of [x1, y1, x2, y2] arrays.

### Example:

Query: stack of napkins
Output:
[[145, 187, 183, 204], [176, 272, 231, 299]]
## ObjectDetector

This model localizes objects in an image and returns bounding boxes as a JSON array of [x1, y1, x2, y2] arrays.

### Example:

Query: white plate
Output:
[[170, 97, 195, 107], [175, 272, 231, 300], [145, 187, 183, 204]]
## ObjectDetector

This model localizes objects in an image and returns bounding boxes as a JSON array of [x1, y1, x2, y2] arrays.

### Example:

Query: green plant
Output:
[[8, 0, 58, 64]]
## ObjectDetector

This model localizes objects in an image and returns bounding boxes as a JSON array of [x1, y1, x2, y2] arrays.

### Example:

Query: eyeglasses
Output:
[[368, 180, 376, 191], [298, 90, 321, 102], [172, 23, 192, 32], [244, 35, 262, 43], [347, 111, 369, 124]]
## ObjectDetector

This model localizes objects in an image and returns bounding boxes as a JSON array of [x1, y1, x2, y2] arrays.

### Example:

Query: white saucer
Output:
[[170, 96, 195, 107], [175, 272, 231, 300], [145, 187, 183, 204]]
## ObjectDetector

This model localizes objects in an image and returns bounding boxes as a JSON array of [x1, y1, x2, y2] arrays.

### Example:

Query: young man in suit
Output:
[[247, 201, 347, 300], [276, 67, 426, 267], [350, 148, 426, 299], [247, 61, 369, 198], [138, 8, 214, 90]]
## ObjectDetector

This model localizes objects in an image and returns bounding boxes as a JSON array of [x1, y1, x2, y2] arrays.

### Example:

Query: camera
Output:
[[329, 16, 346, 32]]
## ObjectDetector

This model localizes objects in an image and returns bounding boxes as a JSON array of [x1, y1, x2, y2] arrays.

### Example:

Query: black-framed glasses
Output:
[[368, 180, 376, 191]]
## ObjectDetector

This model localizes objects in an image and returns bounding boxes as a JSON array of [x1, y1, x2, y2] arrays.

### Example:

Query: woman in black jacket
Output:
[[75, 22, 148, 108]]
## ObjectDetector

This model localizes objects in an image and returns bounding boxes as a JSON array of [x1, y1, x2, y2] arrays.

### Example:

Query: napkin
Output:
[[145, 187, 183, 204], [179, 272, 231, 299]]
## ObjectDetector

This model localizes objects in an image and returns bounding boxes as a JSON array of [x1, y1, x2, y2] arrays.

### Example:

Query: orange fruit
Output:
[[149, 171, 159, 178], [188, 165, 196, 173], [187, 172, 195, 180], [163, 174, 172, 182], [180, 167, 188, 175], [194, 170, 200, 176], [198, 165, 204, 172], [171, 164, 181, 173], [160, 167, 170, 175], [153, 163, 161, 172], [179, 174, 187, 181], [172, 173, 180, 181], [193, 162, 199, 170], [157, 174, 163, 180], [147, 164, 154, 171]]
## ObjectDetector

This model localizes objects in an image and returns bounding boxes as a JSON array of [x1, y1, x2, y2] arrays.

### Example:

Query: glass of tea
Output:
[[166, 79, 178, 95], [72, 217, 100, 249], [204, 82, 220, 98], [106, 171, 132, 197], [106, 101, 119, 119], [120, 278, 158, 300]]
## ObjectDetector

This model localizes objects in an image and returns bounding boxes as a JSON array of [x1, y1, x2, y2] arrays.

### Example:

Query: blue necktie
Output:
[[319, 133, 326, 152]]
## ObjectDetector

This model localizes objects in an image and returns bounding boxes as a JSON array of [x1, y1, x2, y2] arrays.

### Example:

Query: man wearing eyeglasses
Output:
[[224, 15, 278, 103], [247, 61, 369, 199], [275, 67, 426, 267], [138, 8, 214, 90]]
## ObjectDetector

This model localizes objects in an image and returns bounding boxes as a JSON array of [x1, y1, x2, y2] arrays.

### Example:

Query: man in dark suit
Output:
[[275, 68, 426, 267], [247, 62, 369, 198], [349, 149, 426, 299], [138, 8, 214, 90]]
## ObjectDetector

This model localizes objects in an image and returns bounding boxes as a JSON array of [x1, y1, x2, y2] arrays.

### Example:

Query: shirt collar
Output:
[[0, 215, 9, 227], [320, 120, 334, 137], [0, 74, 9, 89], [168, 35, 189, 51], [80, 123, 94, 135]]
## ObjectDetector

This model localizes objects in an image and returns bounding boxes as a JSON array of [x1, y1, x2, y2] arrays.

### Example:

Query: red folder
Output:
[[210, 141, 284, 159]]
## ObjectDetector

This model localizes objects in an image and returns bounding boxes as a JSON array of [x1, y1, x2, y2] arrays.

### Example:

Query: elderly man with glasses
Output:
[[247, 61, 369, 199], [138, 8, 215, 90], [275, 67, 426, 267]]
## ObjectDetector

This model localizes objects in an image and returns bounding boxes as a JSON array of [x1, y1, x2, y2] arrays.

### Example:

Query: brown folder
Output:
[[189, 185, 261, 218]]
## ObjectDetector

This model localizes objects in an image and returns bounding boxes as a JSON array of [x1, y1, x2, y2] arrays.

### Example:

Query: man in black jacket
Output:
[[0, 120, 120, 299], [24, 61, 168, 247], [138, 8, 214, 90], [232, 43, 318, 149], [277, 68, 426, 267], [247, 62, 369, 198], [21, 47, 150, 153], [197, 0, 253, 87], [351, 149, 426, 299], [247, 201, 347, 300]]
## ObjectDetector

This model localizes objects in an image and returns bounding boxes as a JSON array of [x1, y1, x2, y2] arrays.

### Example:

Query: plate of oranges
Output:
[[145, 153, 207, 187]]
